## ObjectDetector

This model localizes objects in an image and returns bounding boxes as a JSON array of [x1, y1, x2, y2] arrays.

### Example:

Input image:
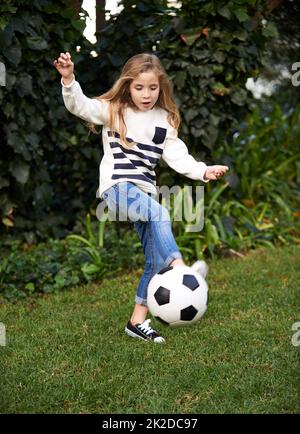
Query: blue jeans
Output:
[[101, 182, 182, 306]]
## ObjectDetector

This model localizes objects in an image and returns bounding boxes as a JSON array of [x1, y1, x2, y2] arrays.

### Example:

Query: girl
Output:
[[53, 52, 228, 344]]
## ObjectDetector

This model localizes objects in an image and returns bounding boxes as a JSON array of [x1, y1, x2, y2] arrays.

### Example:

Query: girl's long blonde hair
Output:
[[91, 53, 180, 148]]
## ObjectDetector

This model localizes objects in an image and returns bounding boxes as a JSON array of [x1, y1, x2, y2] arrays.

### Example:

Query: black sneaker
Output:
[[125, 319, 165, 343]]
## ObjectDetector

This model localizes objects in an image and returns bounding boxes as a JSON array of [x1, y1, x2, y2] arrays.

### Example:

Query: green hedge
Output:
[[0, 0, 103, 243], [0, 0, 278, 243]]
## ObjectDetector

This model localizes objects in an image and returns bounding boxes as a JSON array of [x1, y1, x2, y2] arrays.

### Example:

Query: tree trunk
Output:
[[96, 0, 106, 38], [69, 0, 83, 15], [266, 0, 283, 13]]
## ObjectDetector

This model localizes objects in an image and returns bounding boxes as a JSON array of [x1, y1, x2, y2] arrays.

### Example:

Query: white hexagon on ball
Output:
[[147, 264, 209, 327]]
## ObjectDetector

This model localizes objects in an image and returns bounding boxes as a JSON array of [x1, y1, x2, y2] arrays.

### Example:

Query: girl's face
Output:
[[129, 71, 160, 111]]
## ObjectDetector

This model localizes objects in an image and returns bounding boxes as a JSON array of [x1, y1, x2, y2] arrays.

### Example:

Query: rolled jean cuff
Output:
[[165, 251, 183, 267], [135, 296, 148, 306]]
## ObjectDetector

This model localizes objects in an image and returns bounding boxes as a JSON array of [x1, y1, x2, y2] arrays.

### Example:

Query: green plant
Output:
[[161, 104, 300, 259], [67, 214, 109, 281], [1, 0, 279, 244], [0, 0, 100, 243], [0, 238, 84, 301]]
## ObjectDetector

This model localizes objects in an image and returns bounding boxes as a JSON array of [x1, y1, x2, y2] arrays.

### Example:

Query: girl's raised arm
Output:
[[53, 52, 74, 85], [53, 52, 109, 126]]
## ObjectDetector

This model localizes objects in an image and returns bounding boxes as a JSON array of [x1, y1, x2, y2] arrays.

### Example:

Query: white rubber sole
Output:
[[125, 326, 147, 341], [125, 327, 165, 343]]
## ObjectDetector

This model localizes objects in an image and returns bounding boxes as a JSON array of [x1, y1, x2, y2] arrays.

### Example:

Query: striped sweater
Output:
[[62, 77, 208, 198]]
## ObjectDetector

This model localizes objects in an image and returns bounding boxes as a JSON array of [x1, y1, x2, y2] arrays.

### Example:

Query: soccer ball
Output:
[[147, 264, 209, 327]]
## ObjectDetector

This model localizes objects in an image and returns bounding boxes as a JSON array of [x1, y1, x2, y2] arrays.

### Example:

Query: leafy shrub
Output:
[[171, 103, 300, 259], [0, 0, 102, 243], [0, 220, 145, 301], [0, 0, 278, 244], [0, 239, 83, 301]]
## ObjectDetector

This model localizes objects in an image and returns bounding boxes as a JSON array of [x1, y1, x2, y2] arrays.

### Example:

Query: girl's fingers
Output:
[[58, 53, 68, 62], [53, 54, 73, 77], [54, 59, 62, 68], [58, 55, 72, 64]]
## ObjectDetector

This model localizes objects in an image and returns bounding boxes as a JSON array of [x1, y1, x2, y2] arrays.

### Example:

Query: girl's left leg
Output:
[[132, 221, 166, 313]]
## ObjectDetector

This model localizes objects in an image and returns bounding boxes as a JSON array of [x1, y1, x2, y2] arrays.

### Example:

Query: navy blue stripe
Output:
[[114, 160, 155, 173], [108, 132, 163, 155], [136, 143, 163, 155], [142, 171, 156, 181], [111, 174, 154, 184], [130, 160, 155, 171], [113, 161, 156, 180], [114, 163, 136, 170], [112, 152, 127, 159], [110, 143, 159, 165]]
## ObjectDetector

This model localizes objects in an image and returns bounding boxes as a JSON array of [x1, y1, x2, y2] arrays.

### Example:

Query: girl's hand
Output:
[[204, 165, 229, 181], [53, 52, 74, 84]]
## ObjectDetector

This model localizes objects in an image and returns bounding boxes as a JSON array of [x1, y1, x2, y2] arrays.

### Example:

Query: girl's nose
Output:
[[143, 89, 150, 98]]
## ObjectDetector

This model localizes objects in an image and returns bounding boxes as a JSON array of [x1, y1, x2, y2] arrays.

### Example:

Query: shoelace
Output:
[[138, 319, 155, 336]]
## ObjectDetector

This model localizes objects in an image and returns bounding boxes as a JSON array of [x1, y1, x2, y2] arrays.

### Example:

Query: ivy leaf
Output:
[[0, 176, 9, 189], [233, 29, 247, 41], [185, 108, 198, 123], [213, 51, 226, 63], [262, 22, 278, 38], [218, 6, 232, 19], [7, 132, 31, 160], [71, 19, 85, 32], [107, 53, 124, 67], [211, 82, 230, 96], [174, 70, 187, 90], [27, 36, 49, 50], [180, 28, 202, 46], [3, 44, 22, 66], [9, 160, 30, 184], [16, 73, 32, 97], [25, 282, 35, 292], [201, 125, 219, 149], [234, 8, 249, 23], [209, 113, 220, 126], [10, 17, 27, 34], [25, 132, 40, 149], [230, 88, 248, 105], [61, 9, 75, 19]]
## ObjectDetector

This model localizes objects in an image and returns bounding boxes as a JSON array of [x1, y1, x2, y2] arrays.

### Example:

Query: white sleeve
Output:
[[61, 75, 109, 125], [162, 128, 209, 182]]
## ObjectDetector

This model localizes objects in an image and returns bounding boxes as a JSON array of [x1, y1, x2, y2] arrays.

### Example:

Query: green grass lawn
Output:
[[0, 245, 299, 414]]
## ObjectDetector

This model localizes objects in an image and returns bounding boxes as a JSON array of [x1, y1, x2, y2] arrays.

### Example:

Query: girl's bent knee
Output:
[[151, 204, 170, 222]]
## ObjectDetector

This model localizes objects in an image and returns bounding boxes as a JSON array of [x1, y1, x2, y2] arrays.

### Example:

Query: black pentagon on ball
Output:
[[182, 274, 199, 291], [154, 286, 170, 306], [180, 305, 198, 321]]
